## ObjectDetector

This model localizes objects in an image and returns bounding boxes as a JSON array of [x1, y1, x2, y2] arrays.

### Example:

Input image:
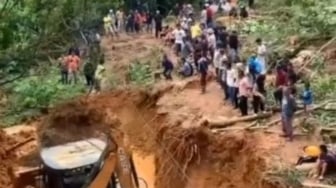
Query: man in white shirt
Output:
[[207, 28, 216, 61], [214, 48, 225, 80], [172, 24, 186, 55], [201, 5, 208, 25]]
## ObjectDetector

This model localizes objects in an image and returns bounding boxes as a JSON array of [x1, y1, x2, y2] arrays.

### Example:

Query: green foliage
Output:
[[128, 60, 154, 86], [0, 0, 119, 83], [1, 66, 85, 126], [312, 75, 336, 101], [242, 0, 336, 56]]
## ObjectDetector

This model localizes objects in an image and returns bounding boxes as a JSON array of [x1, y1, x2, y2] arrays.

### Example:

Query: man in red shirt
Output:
[[134, 10, 141, 33], [206, 4, 214, 28], [66, 49, 81, 84], [274, 66, 288, 105]]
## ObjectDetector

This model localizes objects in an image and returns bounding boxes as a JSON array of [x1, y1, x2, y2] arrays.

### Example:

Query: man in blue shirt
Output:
[[301, 81, 313, 112], [248, 55, 262, 82]]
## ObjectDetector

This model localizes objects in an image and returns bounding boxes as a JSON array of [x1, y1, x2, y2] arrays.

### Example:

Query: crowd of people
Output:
[[158, 2, 336, 181], [157, 1, 315, 143], [54, 0, 336, 182]]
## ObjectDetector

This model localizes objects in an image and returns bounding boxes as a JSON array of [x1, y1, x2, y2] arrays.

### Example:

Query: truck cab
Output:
[[40, 138, 118, 188]]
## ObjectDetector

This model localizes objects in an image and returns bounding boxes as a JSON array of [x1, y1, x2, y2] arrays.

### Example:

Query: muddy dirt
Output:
[[0, 130, 15, 188], [1, 27, 318, 188]]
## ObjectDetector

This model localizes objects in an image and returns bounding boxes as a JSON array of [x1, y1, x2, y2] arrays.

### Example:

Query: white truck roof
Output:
[[40, 138, 107, 170]]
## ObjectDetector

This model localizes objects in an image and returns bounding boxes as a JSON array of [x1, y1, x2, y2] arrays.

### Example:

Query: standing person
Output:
[[200, 34, 209, 59], [145, 11, 153, 33], [193, 38, 203, 69], [274, 66, 288, 105], [94, 58, 105, 93], [66, 49, 80, 84], [228, 31, 239, 63], [220, 56, 230, 100], [116, 8, 124, 31], [134, 10, 141, 33], [162, 54, 174, 80], [181, 36, 194, 59], [232, 64, 240, 109], [206, 3, 214, 28], [58, 55, 68, 84], [126, 11, 135, 33], [109, 9, 118, 36], [248, 55, 261, 82], [190, 22, 202, 39], [214, 48, 226, 81], [172, 24, 186, 56], [226, 62, 237, 106], [216, 26, 228, 49], [286, 62, 299, 85], [103, 13, 113, 37], [83, 58, 95, 88], [238, 69, 251, 116], [198, 53, 209, 93], [256, 38, 267, 72], [252, 74, 266, 114], [207, 28, 216, 61], [300, 81, 313, 113], [200, 5, 207, 26], [154, 10, 163, 38], [281, 87, 297, 141]]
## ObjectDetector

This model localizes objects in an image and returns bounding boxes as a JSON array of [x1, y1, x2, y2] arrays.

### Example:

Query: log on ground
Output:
[[203, 112, 272, 129]]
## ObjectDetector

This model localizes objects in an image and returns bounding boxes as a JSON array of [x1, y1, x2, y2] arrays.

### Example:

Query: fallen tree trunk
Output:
[[265, 101, 330, 128], [203, 112, 272, 129], [301, 180, 336, 188], [212, 121, 257, 133]]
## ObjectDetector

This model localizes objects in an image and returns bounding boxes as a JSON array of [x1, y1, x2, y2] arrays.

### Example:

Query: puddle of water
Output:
[[133, 153, 155, 188]]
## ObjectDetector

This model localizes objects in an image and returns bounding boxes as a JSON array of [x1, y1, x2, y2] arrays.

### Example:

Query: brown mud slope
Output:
[[0, 127, 36, 188], [0, 130, 16, 188], [36, 86, 280, 188], [154, 124, 279, 188], [38, 89, 162, 150]]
